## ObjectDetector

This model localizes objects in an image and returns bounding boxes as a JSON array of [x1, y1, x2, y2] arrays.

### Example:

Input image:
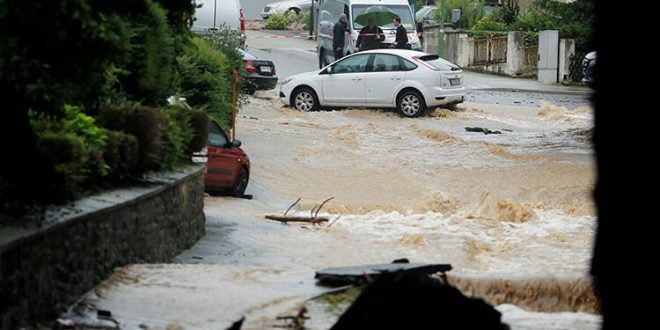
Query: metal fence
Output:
[[569, 51, 586, 82]]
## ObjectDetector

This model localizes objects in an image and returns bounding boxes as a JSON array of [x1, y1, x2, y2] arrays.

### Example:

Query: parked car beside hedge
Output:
[[239, 48, 278, 94], [201, 120, 251, 197]]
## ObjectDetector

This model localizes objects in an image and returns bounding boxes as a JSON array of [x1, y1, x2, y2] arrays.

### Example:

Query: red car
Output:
[[204, 120, 250, 196]]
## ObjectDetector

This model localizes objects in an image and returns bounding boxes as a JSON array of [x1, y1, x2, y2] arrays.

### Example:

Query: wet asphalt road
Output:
[[466, 89, 591, 108]]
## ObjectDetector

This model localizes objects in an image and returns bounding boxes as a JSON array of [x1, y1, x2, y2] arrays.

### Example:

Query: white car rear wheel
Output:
[[397, 90, 426, 118]]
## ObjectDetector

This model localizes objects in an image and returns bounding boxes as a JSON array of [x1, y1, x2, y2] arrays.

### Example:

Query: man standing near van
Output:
[[333, 14, 349, 60], [356, 17, 384, 51], [393, 16, 409, 49]]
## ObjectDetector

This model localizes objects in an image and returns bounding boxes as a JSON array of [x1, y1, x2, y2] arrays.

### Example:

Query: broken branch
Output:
[[283, 197, 302, 217], [265, 215, 329, 224], [313, 197, 335, 219], [327, 216, 342, 227]]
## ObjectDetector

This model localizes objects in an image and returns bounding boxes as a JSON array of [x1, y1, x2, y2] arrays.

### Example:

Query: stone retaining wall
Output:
[[0, 165, 206, 329]]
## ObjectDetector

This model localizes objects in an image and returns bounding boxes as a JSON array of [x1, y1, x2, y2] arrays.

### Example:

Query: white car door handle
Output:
[[390, 77, 401, 80], [352, 78, 363, 81]]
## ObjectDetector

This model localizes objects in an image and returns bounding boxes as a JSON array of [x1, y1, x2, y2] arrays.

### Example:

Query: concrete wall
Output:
[[0, 165, 206, 329], [423, 25, 442, 55], [423, 27, 537, 77], [559, 38, 576, 83], [506, 31, 525, 76], [423, 28, 469, 67]]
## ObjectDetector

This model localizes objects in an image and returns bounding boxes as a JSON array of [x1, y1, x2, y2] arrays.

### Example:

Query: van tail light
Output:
[[245, 60, 257, 73], [240, 9, 246, 33]]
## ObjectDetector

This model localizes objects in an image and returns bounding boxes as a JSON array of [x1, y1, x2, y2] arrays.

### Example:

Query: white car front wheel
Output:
[[292, 87, 319, 112]]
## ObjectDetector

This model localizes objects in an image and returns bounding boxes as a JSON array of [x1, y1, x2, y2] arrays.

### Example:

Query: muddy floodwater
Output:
[[78, 91, 600, 329]]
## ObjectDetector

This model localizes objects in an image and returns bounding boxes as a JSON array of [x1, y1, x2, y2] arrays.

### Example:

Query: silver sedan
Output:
[[261, 0, 315, 19]]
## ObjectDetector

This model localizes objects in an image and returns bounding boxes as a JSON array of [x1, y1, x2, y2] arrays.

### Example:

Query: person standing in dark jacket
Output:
[[416, 21, 424, 48], [333, 13, 349, 60], [393, 16, 409, 49], [356, 17, 384, 51]]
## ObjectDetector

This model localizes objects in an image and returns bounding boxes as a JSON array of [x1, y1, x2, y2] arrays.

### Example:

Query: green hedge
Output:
[[0, 0, 239, 216], [176, 37, 233, 127], [28, 105, 108, 200], [187, 110, 210, 154], [103, 130, 139, 182], [121, 0, 177, 106], [97, 105, 166, 172], [266, 13, 290, 30]]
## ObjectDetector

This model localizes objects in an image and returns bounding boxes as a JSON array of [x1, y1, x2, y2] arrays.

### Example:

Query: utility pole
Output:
[[309, 0, 315, 40], [436, 0, 444, 57]]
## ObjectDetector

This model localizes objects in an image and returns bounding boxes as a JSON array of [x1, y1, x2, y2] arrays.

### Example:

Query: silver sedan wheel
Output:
[[295, 91, 315, 112], [401, 94, 421, 116]]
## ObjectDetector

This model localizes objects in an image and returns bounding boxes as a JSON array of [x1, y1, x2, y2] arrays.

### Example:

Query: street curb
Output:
[[473, 87, 592, 96]]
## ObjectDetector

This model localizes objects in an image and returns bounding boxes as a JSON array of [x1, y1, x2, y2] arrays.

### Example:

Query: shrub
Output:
[[0, 1, 133, 115], [161, 106, 193, 169], [491, 0, 520, 25], [203, 29, 248, 110], [265, 13, 289, 30], [187, 110, 210, 154], [176, 37, 232, 127], [511, 0, 594, 52], [28, 105, 108, 200], [470, 15, 509, 38], [288, 11, 310, 25], [98, 105, 166, 172], [120, 0, 176, 106], [103, 130, 139, 181], [0, 0, 196, 213], [437, 0, 486, 29], [473, 15, 509, 31], [33, 131, 86, 200], [523, 31, 539, 46]]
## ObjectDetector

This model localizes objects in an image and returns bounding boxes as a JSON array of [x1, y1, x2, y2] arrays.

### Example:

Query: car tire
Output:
[[396, 90, 426, 118], [231, 168, 249, 197], [288, 8, 301, 15], [246, 89, 256, 95], [292, 87, 319, 112]]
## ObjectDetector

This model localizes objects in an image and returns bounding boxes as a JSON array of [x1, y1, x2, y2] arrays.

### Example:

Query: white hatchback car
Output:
[[279, 49, 465, 117]]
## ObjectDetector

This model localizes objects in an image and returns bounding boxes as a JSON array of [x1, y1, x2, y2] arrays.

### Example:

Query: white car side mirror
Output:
[[326, 66, 332, 74]]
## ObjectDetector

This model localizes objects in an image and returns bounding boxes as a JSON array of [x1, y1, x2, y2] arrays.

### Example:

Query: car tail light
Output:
[[244, 60, 257, 73], [240, 9, 246, 34], [271, 66, 276, 75]]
